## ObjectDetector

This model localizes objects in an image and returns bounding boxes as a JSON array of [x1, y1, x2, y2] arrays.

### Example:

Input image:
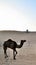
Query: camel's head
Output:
[[21, 40, 26, 43]]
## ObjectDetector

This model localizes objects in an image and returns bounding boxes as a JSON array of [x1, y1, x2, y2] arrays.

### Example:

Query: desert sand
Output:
[[0, 31, 36, 65], [0, 45, 36, 65]]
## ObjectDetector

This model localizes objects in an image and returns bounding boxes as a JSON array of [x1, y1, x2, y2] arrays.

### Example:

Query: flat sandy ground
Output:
[[0, 31, 36, 65], [0, 43, 36, 65]]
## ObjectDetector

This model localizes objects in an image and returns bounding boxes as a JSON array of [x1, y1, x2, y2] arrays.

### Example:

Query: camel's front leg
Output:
[[13, 49, 17, 60], [15, 49, 17, 55], [13, 50, 16, 60]]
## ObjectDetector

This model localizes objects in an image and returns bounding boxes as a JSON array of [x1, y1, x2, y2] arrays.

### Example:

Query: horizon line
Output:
[[0, 30, 36, 33]]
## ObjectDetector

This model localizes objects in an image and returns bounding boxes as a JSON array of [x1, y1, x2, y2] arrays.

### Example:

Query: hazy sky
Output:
[[0, 0, 36, 31]]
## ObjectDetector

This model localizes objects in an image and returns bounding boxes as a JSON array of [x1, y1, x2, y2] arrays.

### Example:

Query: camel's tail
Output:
[[3, 41, 6, 50]]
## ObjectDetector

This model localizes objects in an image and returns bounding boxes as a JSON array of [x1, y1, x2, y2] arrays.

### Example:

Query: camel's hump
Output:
[[7, 39, 12, 42]]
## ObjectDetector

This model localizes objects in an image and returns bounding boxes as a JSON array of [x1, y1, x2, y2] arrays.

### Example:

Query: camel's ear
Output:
[[21, 40, 23, 42]]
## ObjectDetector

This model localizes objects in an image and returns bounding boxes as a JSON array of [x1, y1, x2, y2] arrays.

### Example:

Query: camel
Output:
[[3, 39, 26, 60]]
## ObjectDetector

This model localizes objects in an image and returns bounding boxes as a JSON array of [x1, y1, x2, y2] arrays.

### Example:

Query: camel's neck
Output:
[[16, 41, 24, 48]]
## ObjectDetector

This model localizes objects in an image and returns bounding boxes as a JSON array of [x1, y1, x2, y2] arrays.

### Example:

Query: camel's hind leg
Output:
[[3, 46, 8, 58], [13, 49, 15, 60]]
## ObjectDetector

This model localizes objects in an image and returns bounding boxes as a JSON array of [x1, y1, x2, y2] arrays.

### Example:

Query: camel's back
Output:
[[3, 39, 17, 48]]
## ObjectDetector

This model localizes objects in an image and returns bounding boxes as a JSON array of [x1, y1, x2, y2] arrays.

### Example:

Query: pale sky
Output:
[[0, 0, 36, 31]]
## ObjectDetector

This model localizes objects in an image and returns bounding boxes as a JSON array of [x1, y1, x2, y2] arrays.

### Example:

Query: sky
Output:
[[0, 0, 36, 31]]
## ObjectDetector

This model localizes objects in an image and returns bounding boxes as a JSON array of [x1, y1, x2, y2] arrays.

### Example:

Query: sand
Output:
[[0, 31, 36, 65], [0, 44, 36, 65]]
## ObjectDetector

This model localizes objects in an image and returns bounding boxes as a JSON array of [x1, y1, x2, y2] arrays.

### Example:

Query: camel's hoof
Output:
[[5, 55, 8, 58], [5, 56, 7, 58], [13, 58, 16, 60]]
